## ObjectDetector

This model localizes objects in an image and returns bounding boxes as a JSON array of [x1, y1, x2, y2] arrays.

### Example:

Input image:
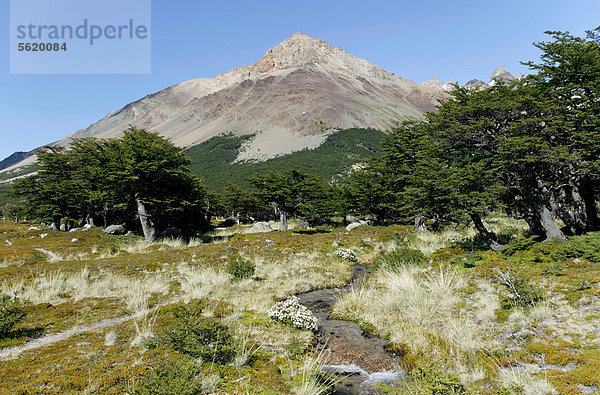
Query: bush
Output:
[[268, 296, 318, 332], [0, 295, 26, 337], [226, 256, 255, 279], [374, 247, 426, 271], [157, 300, 235, 364], [501, 236, 537, 256], [333, 248, 358, 262], [551, 232, 600, 263], [132, 358, 203, 395], [494, 270, 542, 308], [408, 367, 467, 394]]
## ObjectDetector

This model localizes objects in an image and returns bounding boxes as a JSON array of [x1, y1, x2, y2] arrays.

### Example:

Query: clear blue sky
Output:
[[1, 0, 598, 160]]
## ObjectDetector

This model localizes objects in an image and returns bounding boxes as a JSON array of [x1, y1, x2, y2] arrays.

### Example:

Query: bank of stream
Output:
[[297, 264, 406, 394]]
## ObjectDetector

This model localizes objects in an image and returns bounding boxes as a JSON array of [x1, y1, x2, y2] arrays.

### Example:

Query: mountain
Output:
[[1, 33, 446, 173], [422, 65, 519, 91], [0, 150, 36, 171]]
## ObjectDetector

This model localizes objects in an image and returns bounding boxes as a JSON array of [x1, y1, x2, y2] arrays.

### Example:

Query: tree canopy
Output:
[[11, 126, 208, 240]]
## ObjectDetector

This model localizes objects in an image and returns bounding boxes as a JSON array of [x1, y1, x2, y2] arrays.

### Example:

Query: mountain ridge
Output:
[[1, 32, 446, 172]]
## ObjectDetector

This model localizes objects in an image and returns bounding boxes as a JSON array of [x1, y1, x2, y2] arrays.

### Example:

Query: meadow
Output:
[[0, 218, 599, 394]]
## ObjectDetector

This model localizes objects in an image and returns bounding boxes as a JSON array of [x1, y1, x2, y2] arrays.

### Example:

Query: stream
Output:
[[297, 264, 406, 394]]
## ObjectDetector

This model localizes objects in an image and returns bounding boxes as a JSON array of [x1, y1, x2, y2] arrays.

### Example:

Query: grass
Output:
[[0, 218, 599, 393]]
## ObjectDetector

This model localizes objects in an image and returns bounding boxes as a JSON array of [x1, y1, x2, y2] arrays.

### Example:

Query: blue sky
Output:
[[1, 0, 599, 160]]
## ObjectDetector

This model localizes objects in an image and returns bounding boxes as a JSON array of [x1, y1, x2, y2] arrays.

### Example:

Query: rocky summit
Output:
[[422, 64, 519, 92]]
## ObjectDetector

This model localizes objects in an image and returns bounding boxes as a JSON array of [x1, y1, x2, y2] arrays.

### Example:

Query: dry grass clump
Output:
[[291, 351, 333, 395], [333, 264, 488, 374], [175, 250, 352, 315], [0, 267, 171, 306], [177, 263, 231, 302], [496, 365, 558, 394]]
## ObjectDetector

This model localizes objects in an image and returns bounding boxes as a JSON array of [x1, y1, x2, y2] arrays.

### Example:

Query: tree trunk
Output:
[[537, 204, 566, 242], [533, 178, 567, 242], [470, 212, 504, 251], [86, 201, 96, 227], [522, 207, 546, 237], [279, 211, 288, 231], [551, 183, 587, 235], [135, 193, 156, 242], [581, 177, 600, 231], [102, 204, 108, 228], [414, 216, 427, 232]]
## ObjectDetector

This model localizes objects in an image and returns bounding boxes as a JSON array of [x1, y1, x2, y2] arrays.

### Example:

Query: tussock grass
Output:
[[496, 365, 558, 394], [334, 264, 481, 370], [292, 351, 333, 395], [1, 267, 170, 306]]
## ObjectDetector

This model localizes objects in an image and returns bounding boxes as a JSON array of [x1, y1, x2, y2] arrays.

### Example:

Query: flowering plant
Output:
[[334, 248, 358, 262], [268, 296, 318, 332]]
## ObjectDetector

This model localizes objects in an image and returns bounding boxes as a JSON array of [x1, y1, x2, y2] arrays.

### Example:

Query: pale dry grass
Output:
[[292, 351, 332, 395], [177, 263, 231, 303], [497, 365, 558, 394], [1, 267, 171, 306], [333, 265, 487, 371]]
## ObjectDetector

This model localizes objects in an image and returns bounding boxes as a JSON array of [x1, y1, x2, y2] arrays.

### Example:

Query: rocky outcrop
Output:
[[464, 79, 489, 90], [422, 65, 519, 91], [488, 65, 516, 86], [104, 225, 126, 235], [421, 76, 456, 92], [248, 222, 272, 233]]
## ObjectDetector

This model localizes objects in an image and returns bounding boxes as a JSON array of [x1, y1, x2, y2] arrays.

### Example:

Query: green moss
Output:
[[525, 342, 579, 366]]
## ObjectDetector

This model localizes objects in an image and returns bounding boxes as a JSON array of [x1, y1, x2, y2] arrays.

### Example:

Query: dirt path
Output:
[[0, 302, 169, 361], [297, 264, 405, 394]]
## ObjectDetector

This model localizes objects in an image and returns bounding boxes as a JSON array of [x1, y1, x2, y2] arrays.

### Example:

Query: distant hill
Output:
[[0, 150, 35, 171], [185, 128, 385, 190]]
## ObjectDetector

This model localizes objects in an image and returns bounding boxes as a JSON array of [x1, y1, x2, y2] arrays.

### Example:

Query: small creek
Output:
[[297, 264, 406, 394]]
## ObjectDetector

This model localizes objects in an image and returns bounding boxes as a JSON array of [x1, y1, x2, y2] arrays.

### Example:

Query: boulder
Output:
[[345, 215, 357, 223], [104, 225, 126, 235], [249, 222, 272, 233], [297, 220, 310, 229], [346, 220, 370, 231]]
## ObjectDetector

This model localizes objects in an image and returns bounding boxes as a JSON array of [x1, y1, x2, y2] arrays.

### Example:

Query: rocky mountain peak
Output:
[[253, 32, 335, 72], [0, 33, 447, 172], [422, 76, 456, 92], [490, 65, 508, 80]]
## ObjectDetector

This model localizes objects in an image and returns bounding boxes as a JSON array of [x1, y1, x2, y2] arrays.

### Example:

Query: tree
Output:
[[250, 170, 334, 230], [522, 30, 600, 233], [11, 146, 88, 229], [11, 126, 208, 240], [101, 126, 207, 241]]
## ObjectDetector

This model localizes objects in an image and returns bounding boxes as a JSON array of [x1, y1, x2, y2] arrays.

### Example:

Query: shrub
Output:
[[408, 367, 467, 394], [226, 256, 255, 279], [551, 232, 600, 263], [157, 300, 235, 364], [131, 357, 203, 395], [333, 248, 358, 262], [501, 236, 537, 256], [494, 269, 542, 308], [268, 296, 318, 332], [374, 247, 426, 271], [0, 294, 26, 337]]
